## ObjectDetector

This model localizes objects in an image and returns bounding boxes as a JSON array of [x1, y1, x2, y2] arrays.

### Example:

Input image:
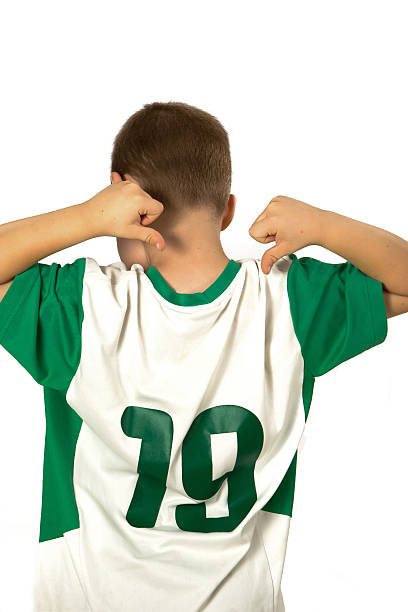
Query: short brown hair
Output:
[[110, 101, 232, 221]]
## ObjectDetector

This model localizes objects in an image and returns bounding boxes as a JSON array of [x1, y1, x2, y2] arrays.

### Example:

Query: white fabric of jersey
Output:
[[35, 256, 303, 612]]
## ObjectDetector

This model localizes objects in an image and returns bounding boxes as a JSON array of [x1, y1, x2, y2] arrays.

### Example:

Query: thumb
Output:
[[262, 243, 288, 274], [126, 225, 166, 250]]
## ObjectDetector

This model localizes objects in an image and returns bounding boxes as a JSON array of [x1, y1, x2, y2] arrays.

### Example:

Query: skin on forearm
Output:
[[0, 202, 98, 284], [319, 209, 408, 296]]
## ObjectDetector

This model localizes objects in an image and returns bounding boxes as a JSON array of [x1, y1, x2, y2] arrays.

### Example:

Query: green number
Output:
[[121, 404, 264, 532], [176, 405, 264, 532], [121, 406, 173, 528]]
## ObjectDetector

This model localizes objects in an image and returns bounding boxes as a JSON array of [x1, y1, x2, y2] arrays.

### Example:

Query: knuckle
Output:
[[270, 195, 283, 205]]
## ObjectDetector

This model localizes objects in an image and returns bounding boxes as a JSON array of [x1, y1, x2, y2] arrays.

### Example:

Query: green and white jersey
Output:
[[0, 254, 387, 612]]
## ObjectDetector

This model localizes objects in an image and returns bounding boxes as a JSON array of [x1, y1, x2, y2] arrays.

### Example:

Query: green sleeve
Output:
[[0, 258, 86, 392], [286, 253, 388, 377]]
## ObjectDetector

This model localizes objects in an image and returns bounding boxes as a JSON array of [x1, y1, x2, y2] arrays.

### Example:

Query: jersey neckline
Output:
[[143, 259, 242, 306]]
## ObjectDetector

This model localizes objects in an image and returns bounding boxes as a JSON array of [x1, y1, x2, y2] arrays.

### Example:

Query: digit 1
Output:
[[121, 405, 173, 528]]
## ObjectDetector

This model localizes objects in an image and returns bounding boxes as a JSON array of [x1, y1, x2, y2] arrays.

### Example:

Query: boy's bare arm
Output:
[[0, 202, 98, 284], [0, 180, 165, 286], [318, 208, 408, 297], [249, 195, 408, 317]]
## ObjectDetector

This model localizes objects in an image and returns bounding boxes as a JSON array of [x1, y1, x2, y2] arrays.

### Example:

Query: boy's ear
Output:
[[221, 194, 236, 231], [111, 171, 123, 184]]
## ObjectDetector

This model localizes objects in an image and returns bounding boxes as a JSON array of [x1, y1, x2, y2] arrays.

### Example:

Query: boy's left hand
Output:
[[248, 195, 325, 274]]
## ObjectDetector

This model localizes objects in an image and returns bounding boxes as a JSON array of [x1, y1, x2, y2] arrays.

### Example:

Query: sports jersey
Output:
[[0, 253, 388, 612]]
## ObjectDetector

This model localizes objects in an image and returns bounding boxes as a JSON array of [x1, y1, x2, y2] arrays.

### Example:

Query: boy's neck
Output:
[[152, 254, 232, 294], [121, 246, 232, 294]]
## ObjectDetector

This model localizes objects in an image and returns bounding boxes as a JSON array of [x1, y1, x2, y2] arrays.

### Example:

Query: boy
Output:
[[0, 101, 407, 612]]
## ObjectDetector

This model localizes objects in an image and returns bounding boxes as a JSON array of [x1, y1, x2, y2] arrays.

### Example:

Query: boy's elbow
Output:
[[383, 288, 408, 318]]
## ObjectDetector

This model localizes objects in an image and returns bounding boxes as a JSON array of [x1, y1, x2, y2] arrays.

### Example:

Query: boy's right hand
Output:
[[86, 180, 166, 250]]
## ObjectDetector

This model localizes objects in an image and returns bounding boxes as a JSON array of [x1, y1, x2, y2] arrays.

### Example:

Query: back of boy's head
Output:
[[110, 101, 232, 224]]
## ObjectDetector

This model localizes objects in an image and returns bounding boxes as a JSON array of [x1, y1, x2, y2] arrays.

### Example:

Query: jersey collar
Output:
[[144, 259, 242, 306]]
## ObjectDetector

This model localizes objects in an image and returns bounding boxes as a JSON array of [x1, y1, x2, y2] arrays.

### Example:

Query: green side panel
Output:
[[39, 387, 83, 542], [262, 365, 315, 517], [0, 257, 87, 542], [286, 253, 387, 378], [262, 452, 298, 516], [302, 364, 315, 422], [263, 251, 389, 518]]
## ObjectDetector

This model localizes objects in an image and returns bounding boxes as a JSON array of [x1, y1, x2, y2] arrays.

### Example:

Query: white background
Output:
[[0, 1, 407, 610]]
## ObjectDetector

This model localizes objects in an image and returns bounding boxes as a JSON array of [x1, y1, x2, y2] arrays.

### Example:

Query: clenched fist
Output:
[[86, 180, 166, 250], [248, 195, 325, 274]]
